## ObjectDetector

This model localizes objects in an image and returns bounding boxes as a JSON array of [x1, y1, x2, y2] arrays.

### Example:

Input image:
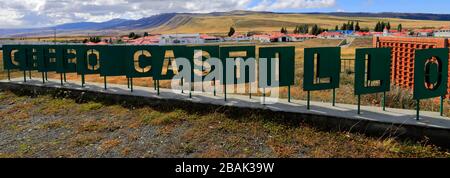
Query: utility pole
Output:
[[54, 28, 56, 44]]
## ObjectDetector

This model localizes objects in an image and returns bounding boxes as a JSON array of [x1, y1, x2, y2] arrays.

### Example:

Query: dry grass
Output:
[[149, 13, 449, 34], [0, 91, 449, 158]]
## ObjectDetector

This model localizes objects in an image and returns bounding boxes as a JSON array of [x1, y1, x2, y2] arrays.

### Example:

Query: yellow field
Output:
[[150, 13, 449, 34]]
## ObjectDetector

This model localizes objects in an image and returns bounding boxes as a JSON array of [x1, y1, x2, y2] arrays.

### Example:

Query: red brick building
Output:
[[373, 36, 450, 97]]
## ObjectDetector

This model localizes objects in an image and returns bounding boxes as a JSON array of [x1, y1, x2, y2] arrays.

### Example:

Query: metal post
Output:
[[104, 76, 107, 90], [263, 88, 266, 105], [7, 69, 10, 81], [157, 80, 160, 95], [154, 79, 157, 90], [181, 78, 184, 93], [23, 71, 26, 82], [189, 82, 192, 98], [224, 84, 227, 101], [28, 70, 31, 79], [130, 78, 133, 92], [440, 96, 444, 116], [416, 100, 420, 121], [127, 78, 130, 89], [213, 80, 216, 96], [63, 72, 67, 82], [45, 72, 48, 81], [81, 74, 85, 87], [288, 86, 291, 103], [42, 72, 45, 84], [382, 92, 386, 111], [307, 91, 311, 110], [332, 88, 336, 106], [357, 95, 361, 115], [60, 73, 63, 86]]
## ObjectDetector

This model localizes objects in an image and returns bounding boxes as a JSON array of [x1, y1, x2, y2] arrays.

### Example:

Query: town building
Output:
[[268, 32, 290, 42], [200, 34, 222, 43], [434, 29, 450, 38], [287, 34, 317, 42], [353, 31, 372, 37], [224, 33, 251, 42], [159, 33, 203, 45], [251, 34, 271, 43], [414, 29, 434, 37], [317, 31, 345, 39], [129, 35, 160, 45]]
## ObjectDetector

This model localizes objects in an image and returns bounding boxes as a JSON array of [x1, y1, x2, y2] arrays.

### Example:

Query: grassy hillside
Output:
[[150, 13, 450, 34]]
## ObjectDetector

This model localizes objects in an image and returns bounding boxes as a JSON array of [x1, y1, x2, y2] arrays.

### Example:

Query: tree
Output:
[[374, 22, 380, 32], [335, 25, 339, 31], [355, 22, 360, 31], [341, 23, 347, 30], [281, 27, 288, 34], [89, 36, 101, 43], [310, 24, 323, 35], [128, 32, 136, 39], [144, 32, 149, 37], [397, 24, 403, 32], [228, 27, 235, 37], [387, 22, 391, 30], [348, 21, 354, 31]]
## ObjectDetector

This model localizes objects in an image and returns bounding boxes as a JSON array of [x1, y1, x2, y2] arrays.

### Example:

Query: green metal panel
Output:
[[303, 47, 341, 91], [55, 45, 78, 73], [413, 48, 449, 100], [23, 45, 40, 71], [99, 45, 127, 76], [258, 46, 295, 88], [2, 45, 22, 70], [76, 45, 101, 75], [354, 48, 391, 95], [38, 45, 58, 72], [125, 45, 160, 78], [219, 46, 256, 84], [189, 45, 220, 82], [152, 45, 193, 80]]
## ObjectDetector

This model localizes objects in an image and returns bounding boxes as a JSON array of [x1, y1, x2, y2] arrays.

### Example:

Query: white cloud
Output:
[[0, 8, 25, 28], [251, 0, 336, 11], [0, 0, 337, 28]]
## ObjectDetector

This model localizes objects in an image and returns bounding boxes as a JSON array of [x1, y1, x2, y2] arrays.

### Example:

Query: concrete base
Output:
[[2, 78, 450, 147]]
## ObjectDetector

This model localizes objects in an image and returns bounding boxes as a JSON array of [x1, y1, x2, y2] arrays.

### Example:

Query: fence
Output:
[[341, 58, 354, 74]]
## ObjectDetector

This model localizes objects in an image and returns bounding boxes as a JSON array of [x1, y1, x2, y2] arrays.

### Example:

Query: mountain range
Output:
[[1, 11, 450, 38]]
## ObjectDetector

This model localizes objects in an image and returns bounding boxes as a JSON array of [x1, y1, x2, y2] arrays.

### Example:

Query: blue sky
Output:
[[289, 0, 450, 14], [0, 0, 448, 28]]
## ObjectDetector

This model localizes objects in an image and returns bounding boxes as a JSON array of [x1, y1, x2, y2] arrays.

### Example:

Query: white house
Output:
[[251, 34, 271, 43], [317, 32, 345, 39], [434, 29, 450, 37], [159, 33, 203, 45], [287, 34, 317, 42]]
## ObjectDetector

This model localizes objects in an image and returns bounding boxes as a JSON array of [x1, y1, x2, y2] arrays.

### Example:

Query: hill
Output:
[[1, 11, 450, 37], [308, 12, 450, 21]]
